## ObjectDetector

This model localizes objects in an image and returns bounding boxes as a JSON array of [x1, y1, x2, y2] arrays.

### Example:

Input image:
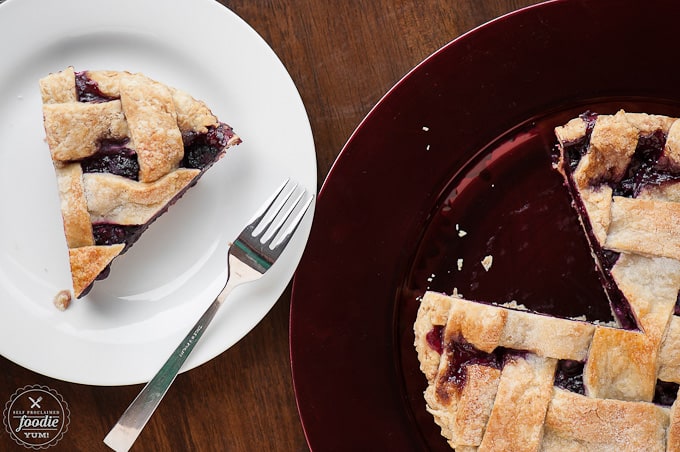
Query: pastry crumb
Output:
[[481, 255, 493, 271], [457, 258, 464, 271], [422, 126, 430, 131], [500, 300, 529, 311], [53, 290, 72, 311]]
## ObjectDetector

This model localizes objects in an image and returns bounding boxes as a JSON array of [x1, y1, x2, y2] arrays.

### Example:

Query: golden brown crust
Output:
[[659, 316, 680, 383], [40, 67, 240, 298], [543, 388, 669, 451], [68, 245, 124, 297], [624, 112, 677, 135], [639, 180, 680, 202], [664, 119, 680, 169], [83, 169, 199, 225], [422, 292, 595, 362], [478, 354, 557, 452], [573, 111, 639, 188], [119, 73, 184, 183], [453, 364, 501, 447], [171, 88, 219, 134], [669, 398, 680, 452], [578, 185, 612, 246], [554, 117, 587, 144], [414, 292, 451, 381], [499, 308, 595, 362], [583, 327, 657, 402], [84, 70, 127, 97], [605, 196, 680, 260], [611, 253, 680, 343], [43, 101, 129, 162], [39, 66, 77, 104], [416, 110, 680, 451], [55, 163, 94, 248], [416, 289, 679, 449], [444, 293, 507, 354]]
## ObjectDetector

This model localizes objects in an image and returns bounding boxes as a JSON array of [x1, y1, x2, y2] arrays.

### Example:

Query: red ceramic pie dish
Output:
[[290, 0, 680, 450]]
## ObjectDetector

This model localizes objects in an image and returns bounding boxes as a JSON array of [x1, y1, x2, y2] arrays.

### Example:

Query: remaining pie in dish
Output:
[[414, 110, 680, 451], [40, 67, 241, 298]]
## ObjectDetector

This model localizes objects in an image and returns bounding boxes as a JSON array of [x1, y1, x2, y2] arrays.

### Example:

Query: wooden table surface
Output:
[[0, 1, 543, 450]]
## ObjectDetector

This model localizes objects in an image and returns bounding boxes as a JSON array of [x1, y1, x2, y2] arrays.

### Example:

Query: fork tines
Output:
[[242, 179, 314, 256]]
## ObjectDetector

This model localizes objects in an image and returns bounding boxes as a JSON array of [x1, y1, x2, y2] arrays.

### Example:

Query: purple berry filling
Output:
[[554, 359, 585, 395], [654, 380, 680, 406], [562, 112, 680, 197], [437, 337, 504, 397], [92, 224, 141, 247], [563, 111, 598, 173], [554, 112, 680, 330], [613, 129, 680, 197], [182, 123, 234, 171], [426, 331, 678, 405], [73, 70, 236, 293], [80, 139, 140, 180], [75, 71, 117, 103], [74, 72, 233, 180], [426, 324, 444, 355]]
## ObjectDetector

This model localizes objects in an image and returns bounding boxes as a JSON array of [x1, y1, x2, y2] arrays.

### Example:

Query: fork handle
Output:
[[104, 277, 238, 452]]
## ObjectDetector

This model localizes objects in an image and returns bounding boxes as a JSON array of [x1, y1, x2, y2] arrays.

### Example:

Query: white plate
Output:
[[0, 0, 316, 385]]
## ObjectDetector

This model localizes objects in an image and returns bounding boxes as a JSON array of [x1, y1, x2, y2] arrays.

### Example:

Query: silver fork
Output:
[[103, 179, 314, 452]]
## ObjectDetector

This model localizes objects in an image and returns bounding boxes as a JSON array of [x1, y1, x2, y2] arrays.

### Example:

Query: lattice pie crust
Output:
[[41, 67, 240, 298], [415, 111, 680, 451]]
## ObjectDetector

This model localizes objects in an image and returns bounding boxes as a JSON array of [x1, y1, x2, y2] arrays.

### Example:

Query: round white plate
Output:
[[0, 0, 316, 385]]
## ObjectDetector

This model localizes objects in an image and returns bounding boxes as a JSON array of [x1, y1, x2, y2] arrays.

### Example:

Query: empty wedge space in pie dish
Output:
[[414, 110, 680, 451]]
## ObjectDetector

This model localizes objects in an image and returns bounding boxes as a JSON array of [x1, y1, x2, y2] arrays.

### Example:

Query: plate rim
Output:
[[289, 0, 680, 449], [0, 0, 317, 386]]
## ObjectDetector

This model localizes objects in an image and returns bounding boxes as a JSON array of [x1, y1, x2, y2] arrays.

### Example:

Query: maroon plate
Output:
[[290, 0, 680, 450]]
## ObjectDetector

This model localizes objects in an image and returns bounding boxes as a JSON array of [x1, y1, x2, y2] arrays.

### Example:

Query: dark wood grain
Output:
[[0, 1, 542, 450]]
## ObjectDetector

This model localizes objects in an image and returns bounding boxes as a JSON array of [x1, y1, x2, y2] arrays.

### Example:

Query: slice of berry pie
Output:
[[414, 110, 680, 451], [41, 67, 241, 298]]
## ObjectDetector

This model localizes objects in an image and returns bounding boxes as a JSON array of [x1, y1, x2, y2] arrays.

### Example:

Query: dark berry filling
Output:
[[92, 224, 141, 247], [614, 129, 680, 197], [562, 112, 680, 197], [555, 112, 680, 330], [654, 380, 680, 406], [75, 71, 117, 103], [74, 71, 233, 180], [425, 324, 444, 355], [80, 139, 140, 180], [563, 111, 598, 172], [554, 359, 585, 395], [437, 337, 504, 398], [73, 70, 236, 295], [426, 330, 588, 397], [427, 334, 680, 403], [182, 123, 235, 170]]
